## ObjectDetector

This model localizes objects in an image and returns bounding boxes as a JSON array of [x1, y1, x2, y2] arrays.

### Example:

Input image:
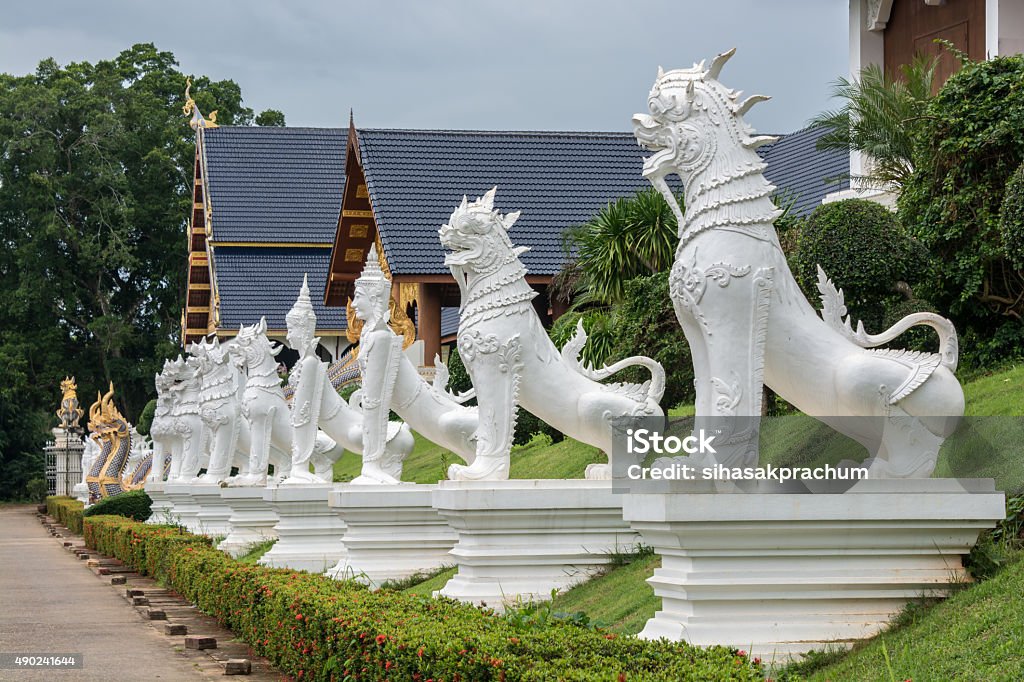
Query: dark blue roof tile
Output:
[[204, 127, 346, 244], [213, 246, 345, 330]]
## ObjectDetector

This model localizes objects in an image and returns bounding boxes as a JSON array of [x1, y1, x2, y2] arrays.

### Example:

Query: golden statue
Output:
[[56, 376, 84, 431]]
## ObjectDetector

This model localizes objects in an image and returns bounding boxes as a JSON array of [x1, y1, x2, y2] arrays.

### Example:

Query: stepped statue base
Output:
[[623, 479, 1005, 658], [433, 480, 638, 611]]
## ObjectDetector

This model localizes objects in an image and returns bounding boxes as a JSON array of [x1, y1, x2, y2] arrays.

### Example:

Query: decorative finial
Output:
[[286, 273, 318, 353], [182, 76, 219, 131]]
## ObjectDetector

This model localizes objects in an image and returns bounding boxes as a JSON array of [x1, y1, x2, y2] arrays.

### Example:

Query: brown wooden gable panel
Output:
[[884, 0, 985, 91], [326, 124, 379, 306], [184, 142, 214, 345]]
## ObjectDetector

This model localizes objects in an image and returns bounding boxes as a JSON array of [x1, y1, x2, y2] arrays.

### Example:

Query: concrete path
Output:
[[0, 505, 208, 681]]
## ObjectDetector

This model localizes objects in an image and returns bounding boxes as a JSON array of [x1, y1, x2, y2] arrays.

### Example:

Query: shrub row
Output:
[[83, 515, 763, 681], [46, 496, 84, 534], [82, 489, 152, 522]]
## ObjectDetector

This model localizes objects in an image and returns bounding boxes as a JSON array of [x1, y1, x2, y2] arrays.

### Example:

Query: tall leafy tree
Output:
[[0, 44, 258, 497]]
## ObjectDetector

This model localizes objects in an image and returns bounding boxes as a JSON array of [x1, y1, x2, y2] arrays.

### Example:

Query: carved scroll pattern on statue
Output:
[[668, 248, 752, 335], [459, 332, 523, 465]]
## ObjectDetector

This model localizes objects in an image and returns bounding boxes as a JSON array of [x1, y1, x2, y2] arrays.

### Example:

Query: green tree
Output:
[[810, 54, 937, 189], [0, 44, 257, 498], [898, 54, 1024, 345], [256, 109, 286, 126]]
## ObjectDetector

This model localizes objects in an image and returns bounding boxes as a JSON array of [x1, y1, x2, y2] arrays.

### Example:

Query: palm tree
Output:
[[810, 54, 938, 190], [555, 187, 680, 307]]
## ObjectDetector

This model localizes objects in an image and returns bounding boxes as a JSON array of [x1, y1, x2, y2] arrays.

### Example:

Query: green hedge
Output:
[[46, 496, 84, 534], [83, 515, 763, 681], [82, 489, 152, 522]]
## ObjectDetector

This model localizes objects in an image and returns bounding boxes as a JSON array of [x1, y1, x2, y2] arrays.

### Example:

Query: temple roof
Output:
[[213, 246, 346, 331], [758, 125, 849, 218], [354, 127, 848, 277], [204, 127, 347, 244]]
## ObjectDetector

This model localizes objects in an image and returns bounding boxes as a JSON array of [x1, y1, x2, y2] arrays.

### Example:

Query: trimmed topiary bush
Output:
[[82, 489, 152, 522], [136, 398, 157, 436], [795, 198, 926, 330], [83, 515, 764, 681], [46, 495, 84, 534]]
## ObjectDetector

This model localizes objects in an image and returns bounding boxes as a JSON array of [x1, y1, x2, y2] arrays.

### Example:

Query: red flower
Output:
[[417, 647, 424, 658], [295, 613, 303, 621], [375, 634, 387, 645], [737, 650, 746, 657]]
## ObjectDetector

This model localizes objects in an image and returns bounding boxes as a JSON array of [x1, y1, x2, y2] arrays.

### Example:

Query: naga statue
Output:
[[84, 383, 143, 499], [439, 189, 666, 480], [632, 48, 963, 477], [228, 316, 342, 485], [56, 376, 84, 431], [351, 248, 478, 475], [286, 274, 414, 484]]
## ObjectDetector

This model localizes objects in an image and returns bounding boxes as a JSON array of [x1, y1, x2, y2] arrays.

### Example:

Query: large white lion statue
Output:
[[439, 188, 666, 480], [632, 48, 963, 477]]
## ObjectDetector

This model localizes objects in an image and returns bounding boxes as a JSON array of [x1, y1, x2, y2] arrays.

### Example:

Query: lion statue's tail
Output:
[[817, 266, 959, 371], [561, 319, 666, 405]]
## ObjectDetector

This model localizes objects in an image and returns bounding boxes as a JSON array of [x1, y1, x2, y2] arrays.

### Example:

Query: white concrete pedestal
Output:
[[144, 481, 172, 524], [326, 484, 457, 587], [432, 480, 638, 610], [189, 484, 234, 537], [622, 479, 1005, 658], [163, 483, 202, 533], [216, 486, 279, 558], [258, 484, 346, 573]]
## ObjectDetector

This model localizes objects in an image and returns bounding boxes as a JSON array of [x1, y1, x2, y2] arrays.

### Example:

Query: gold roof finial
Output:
[[183, 76, 219, 130]]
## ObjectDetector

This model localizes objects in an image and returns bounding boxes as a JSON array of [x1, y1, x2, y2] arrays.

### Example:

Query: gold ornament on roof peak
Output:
[[183, 77, 219, 130]]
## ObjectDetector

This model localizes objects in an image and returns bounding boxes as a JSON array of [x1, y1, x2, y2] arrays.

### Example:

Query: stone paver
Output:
[[0, 505, 279, 681]]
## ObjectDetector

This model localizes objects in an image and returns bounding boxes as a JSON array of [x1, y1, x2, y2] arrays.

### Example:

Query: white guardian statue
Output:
[[632, 48, 963, 477], [351, 247, 479, 471], [439, 189, 666, 480], [286, 275, 413, 484]]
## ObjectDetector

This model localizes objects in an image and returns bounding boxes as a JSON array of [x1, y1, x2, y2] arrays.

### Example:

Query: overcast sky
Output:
[[1, 1, 850, 135]]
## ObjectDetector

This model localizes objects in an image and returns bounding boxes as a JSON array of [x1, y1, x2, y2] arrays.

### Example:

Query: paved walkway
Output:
[[0, 505, 208, 681]]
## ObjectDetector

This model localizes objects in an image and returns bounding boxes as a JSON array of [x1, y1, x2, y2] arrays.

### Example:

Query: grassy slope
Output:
[[799, 554, 1024, 681], [548, 555, 662, 634], [334, 432, 604, 483]]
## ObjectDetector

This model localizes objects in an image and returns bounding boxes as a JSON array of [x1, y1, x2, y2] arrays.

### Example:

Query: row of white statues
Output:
[[147, 48, 963, 489]]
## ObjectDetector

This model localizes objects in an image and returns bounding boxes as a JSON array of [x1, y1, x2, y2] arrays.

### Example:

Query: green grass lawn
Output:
[[333, 430, 605, 483], [786, 550, 1024, 681], [548, 554, 661, 634]]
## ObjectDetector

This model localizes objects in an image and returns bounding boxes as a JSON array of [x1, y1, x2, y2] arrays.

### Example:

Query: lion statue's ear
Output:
[[502, 210, 521, 230], [481, 186, 498, 210]]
